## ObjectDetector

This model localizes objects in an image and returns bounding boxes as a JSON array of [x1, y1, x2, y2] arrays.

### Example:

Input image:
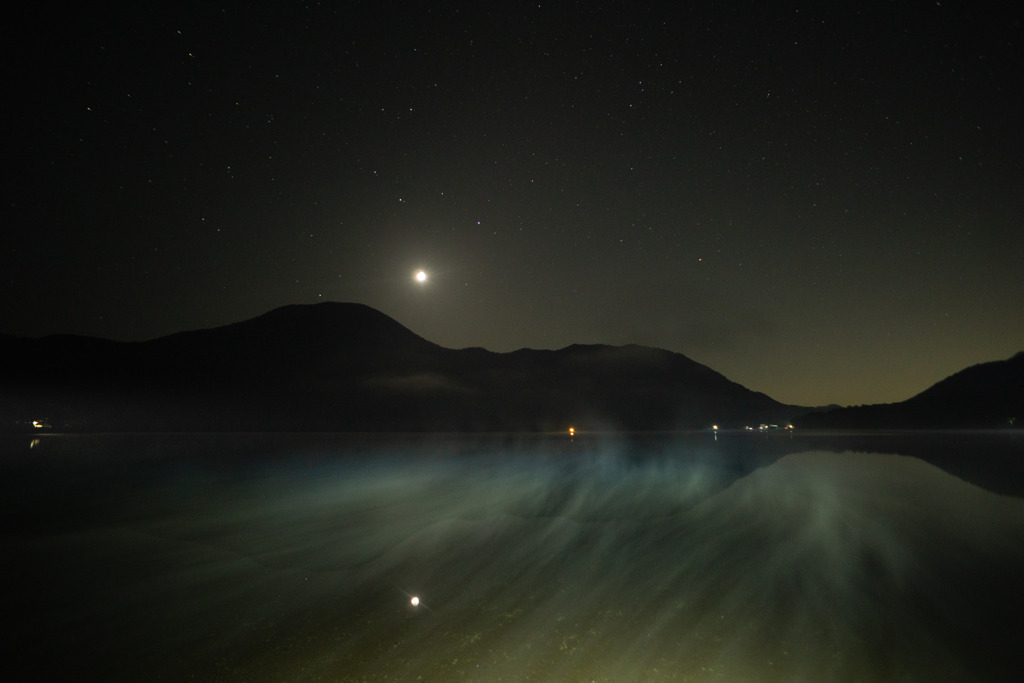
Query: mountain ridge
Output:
[[2, 302, 1020, 432], [1, 303, 796, 432], [794, 352, 1024, 429]]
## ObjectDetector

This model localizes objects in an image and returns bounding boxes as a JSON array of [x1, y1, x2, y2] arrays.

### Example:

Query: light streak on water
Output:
[[4, 433, 1023, 681]]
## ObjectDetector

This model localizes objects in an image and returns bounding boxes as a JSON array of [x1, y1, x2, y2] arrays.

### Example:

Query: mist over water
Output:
[[4, 433, 1023, 681]]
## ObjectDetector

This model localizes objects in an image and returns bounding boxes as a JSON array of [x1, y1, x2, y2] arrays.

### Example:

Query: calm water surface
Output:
[[3, 431, 1023, 681]]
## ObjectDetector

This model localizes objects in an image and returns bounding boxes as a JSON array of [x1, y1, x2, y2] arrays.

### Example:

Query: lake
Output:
[[3, 431, 1023, 681]]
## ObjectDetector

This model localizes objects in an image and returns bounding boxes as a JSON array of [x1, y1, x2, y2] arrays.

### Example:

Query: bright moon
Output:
[[415, 270, 427, 283], [410, 596, 420, 606]]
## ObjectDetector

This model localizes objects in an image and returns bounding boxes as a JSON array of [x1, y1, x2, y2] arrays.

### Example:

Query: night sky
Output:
[[5, 2, 1022, 407]]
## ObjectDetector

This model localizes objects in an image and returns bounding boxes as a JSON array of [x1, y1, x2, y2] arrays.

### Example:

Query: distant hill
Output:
[[794, 352, 1024, 429], [0, 302, 803, 433]]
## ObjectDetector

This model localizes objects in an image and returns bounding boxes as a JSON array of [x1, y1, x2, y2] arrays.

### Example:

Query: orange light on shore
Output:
[[568, 427, 575, 436]]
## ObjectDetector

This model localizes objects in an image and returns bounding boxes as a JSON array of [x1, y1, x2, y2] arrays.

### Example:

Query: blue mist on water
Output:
[[3, 432, 1023, 682]]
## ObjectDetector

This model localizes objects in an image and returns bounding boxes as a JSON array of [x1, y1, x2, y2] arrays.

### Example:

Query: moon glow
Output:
[[415, 270, 427, 283]]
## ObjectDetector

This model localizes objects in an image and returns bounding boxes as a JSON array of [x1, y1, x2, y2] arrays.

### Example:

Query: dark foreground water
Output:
[[3, 431, 1023, 682]]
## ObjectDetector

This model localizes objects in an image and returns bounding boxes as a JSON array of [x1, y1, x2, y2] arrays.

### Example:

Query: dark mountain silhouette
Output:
[[794, 352, 1024, 429], [1, 302, 802, 433]]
